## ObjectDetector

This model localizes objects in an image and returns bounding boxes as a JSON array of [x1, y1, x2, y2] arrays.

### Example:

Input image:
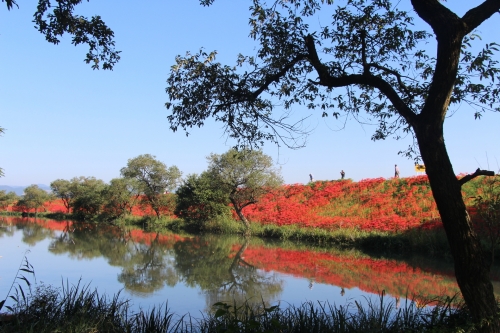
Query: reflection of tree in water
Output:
[[117, 233, 179, 295], [172, 235, 283, 312], [48, 222, 178, 294], [0, 217, 16, 238], [5, 217, 55, 245], [6, 219, 282, 304], [49, 222, 129, 261]]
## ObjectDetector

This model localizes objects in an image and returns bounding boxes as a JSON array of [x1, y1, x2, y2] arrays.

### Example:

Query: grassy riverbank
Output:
[[0, 203, 462, 260], [106, 213, 451, 258], [0, 281, 482, 333]]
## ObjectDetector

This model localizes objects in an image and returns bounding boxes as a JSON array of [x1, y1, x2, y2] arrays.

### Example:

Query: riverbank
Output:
[[0, 210, 452, 261], [1, 174, 497, 259], [109, 213, 452, 258]]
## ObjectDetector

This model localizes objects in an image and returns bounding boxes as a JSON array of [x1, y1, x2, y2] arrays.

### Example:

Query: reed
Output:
[[0, 281, 484, 333]]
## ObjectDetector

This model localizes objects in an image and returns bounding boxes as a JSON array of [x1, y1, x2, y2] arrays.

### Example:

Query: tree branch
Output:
[[459, 168, 496, 187], [410, 0, 461, 37], [366, 63, 413, 96], [462, 0, 500, 34], [4, 0, 18, 10], [304, 34, 418, 127], [252, 54, 307, 98]]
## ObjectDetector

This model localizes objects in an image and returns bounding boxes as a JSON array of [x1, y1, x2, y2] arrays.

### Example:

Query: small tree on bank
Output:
[[120, 154, 182, 219], [17, 185, 51, 217], [0, 190, 19, 210], [207, 149, 283, 232], [175, 171, 232, 226], [50, 179, 75, 214], [70, 177, 106, 220], [101, 178, 139, 220]]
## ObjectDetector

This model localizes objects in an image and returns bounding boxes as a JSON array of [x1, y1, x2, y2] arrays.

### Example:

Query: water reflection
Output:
[[173, 237, 283, 311], [0, 217, 55, 245], [1, 217, 283, 308], [2, 216, 498, 313], [117, 234, 178, 295]]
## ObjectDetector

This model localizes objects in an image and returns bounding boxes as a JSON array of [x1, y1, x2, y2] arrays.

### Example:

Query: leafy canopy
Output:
[[50, 179, 75, 213], [3, 0, 120, 70], [207, 148, 283, 227], [17, 184, 51, 213], [70, 176, 106, 219], [121, 154, 182, 218], [0, 190, 19, 209], [175, 171, 232, 224], [166, 0, 500, 151]]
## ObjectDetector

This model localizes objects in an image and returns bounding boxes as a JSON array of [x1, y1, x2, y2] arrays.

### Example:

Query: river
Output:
[[1, 216, 498, 317]]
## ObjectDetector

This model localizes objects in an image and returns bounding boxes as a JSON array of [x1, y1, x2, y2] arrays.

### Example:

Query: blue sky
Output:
[[1, 0, 499, 187]]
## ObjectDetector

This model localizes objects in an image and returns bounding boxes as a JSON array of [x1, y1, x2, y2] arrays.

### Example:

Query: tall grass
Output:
[[0, 282, 481, 333]]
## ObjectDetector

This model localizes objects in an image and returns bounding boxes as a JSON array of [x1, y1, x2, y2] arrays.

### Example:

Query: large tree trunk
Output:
[[415, 128, 498, 330]]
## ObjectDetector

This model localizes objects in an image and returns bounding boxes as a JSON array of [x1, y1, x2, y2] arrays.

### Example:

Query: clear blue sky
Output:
[[1, 0, 499, 187]]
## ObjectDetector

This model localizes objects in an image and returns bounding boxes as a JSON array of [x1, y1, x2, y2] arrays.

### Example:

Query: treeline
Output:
[[2, 151, 499, 242], [0, 149, 282, 232]]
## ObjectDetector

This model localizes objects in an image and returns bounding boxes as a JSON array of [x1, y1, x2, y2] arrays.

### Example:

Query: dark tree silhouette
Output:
[[165, 0, 500, 329]]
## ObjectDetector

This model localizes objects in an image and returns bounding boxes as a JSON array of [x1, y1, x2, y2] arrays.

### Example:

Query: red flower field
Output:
[[4, 174, 496, 234]]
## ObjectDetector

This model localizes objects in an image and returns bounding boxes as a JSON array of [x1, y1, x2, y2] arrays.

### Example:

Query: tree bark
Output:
[[230, 197, 251, 233], [415, 127, 499, 330]]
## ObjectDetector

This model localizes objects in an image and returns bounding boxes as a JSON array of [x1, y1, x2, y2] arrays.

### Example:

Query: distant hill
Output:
[[0, 184, 51, 196]]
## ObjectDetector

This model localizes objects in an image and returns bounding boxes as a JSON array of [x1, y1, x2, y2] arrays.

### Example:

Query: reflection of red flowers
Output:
[[2, 217, 185, 246], [240, 244, 461, 302], [5, 216, 499, 304]]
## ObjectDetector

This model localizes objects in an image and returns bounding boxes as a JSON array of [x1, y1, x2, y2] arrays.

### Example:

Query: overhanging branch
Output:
[[252, 54, 307, 98], [304, 34, 419, 127], [459, 168, 495, 187]]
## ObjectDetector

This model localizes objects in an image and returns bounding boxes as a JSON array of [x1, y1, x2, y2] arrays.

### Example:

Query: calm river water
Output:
[[1, 216, 499, 316]]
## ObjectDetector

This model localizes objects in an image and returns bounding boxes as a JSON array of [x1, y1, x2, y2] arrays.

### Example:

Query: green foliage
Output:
[[207, 148, 283, 229], [50, 179, 74, 213], [5, 0, 120, 70], [101, 178, 140, 220], [0, 190, 19, 210], [121, 154, 182, 219], [175, 172, 232, 227], [470, 175, 500, 265], [2, 280, 480, 333], [166, 0, 499, 148], [70, 176, 106, 220], [16, 185, 51, 216]]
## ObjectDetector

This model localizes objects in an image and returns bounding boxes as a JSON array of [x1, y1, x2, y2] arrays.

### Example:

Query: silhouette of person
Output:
[[309, 173, 314, 182], [340, 170, 345, 179], [395, 164, 400, 178]]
